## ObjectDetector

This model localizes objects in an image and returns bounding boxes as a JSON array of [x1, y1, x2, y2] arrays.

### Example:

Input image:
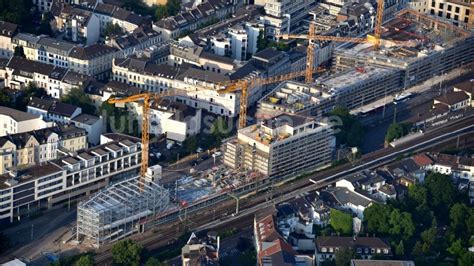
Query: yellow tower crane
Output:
[[108, 90, 177, 189], [216, 67, 326, 129]]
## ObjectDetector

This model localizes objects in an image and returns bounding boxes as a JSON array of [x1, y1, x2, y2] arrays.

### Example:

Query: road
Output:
[[92, 115, 474, 265]]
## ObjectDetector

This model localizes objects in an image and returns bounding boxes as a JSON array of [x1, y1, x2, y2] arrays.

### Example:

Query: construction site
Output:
[[73, 8, 474, 247]]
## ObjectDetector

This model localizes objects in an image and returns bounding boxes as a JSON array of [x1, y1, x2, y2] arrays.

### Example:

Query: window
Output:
[[455, 6, 460, 13], [430, 9, 435, 15], [454, 14, 459, 20], [439, 3, 443, 9], [438, 11, 443, 16], [466, 9, 470, 15], [447, 13, 451, 19], [464, 17, 469, 23]]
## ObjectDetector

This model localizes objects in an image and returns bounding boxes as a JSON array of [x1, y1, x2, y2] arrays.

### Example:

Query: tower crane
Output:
[[108, 90, 178, 189], [216, 67, 326, 129], [276, 0, 418, 83]]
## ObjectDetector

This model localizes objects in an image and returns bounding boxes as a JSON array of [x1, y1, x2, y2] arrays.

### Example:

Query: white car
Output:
[[212, 151, 222, 157]]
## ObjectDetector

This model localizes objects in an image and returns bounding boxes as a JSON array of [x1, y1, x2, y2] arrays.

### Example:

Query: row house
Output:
[[68, 44, 118, 80], [105, 27, 163, 59], [0, 125, 87, 175], [27, 97, 82, 125], [0, 134, 141, 223], [5, 56, 94, 98], [0, 21, 18, 59], [112, 57, 240, 117], [93, 2, 152, 34], [153, 0, 236, 41]]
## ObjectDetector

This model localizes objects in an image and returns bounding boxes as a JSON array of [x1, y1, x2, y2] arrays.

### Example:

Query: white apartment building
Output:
[[68, 44, 118, 79], [54, 5, 100, 44], [105, 27, 163, 59], [112, 57, 240, 117], [93, 3, 150, 34], [0, 21, 17, 59], [229, 26, 248, 61], [209, 35, 231, 57], [0, 134, 141, 223], [0, 107, 48, 137], [129, 99, 201, 143], [224, 113, 335, 178], [27, 97, 82, 125], [260, 0, 318, 39]]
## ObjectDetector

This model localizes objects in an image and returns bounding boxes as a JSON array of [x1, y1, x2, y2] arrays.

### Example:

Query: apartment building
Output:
[[0, 125, 87, 175], [105, 27, 163, 59], [224, 113, 335, 179], [5, 56, 92, 98], [93, 2, 151, 33], [0, 107, 48, 137], [52, 4, 100, 44], [315, 236, 391, 265], [68, 44, 118, 79], [260, 0, 318, 39], [153, 0, 236, 41], [112, 57, 240, 117], [27, 97, 82, 125], [427, 0, 473, 30], [0, 21, 17, 59], [169, 41, 237, 74], [141, 99, 201, 142], [0, 134, 141, 223]]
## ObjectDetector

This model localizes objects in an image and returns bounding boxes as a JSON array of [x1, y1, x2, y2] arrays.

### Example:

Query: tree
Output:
[[407, 184, 428, 206], [388, 210, 415, 240], [14, 46, 25, 58], [39, 13, 53, 35], [184, 135, 198, 155], [0, 0, 33, 25], [103, 23, 123, 38], [449, 203, 468, 234], [395, 240, 405, 257], [329, 106, 364, 147], [210, 116, 232, 146], [257, 30, 268, 51], [155, 5, 169, 20], [412, 241, 424, 257], [61, 87, 96, 115], [363, 203, 392, 235], [385, 122, 411, 143], [100, 102, 138, 136], [0, 89, 12, 108], [447, 239, 464, 258], [111, 239, 143, 266], [166, 0, 181, 16], [459, 252, 474, 266], [425, 173, 455, 217], [335, 248, 355, 266], [15, 82, 47, 111], [75, 255, 94, 266], [145, 257, 164, 266], [330, 209, 353, 235]]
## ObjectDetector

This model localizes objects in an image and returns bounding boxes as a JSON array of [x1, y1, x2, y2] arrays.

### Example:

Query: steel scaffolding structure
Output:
[[76, 177, 170, 247]]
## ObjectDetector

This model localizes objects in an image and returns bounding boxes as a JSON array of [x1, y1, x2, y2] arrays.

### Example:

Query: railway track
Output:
[[95, 115, 474, 264]]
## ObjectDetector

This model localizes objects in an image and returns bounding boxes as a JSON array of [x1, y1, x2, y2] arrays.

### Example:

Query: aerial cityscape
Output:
[[0, 0, 473, 265]]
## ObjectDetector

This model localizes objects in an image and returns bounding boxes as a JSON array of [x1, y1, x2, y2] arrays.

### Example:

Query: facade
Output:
[[53, 5, 100, 44], [0, 125, 87, 174], [433, 89, 471, 111], [0, 21, 17, 59], [261, 0, 318, 40], [148, 99, 201, 143], [328, 187, 373, 219], [68, 44, 118, 79], [93, 3, 151, 34], [315, 236, 391, 265], [112, 57, 241, 117], [27, 97, 82, 124], [71, 114, 104, 145], [105, 27, 163, 59], [427, 0, 474, 30], [0, 107, 47, 137], [0, 134, 142, 223], [224, 113, 335, 179]]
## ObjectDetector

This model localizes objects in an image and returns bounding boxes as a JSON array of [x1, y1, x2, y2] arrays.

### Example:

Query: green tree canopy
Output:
[[385, 122, 412, 142], [329, 106, 365, 147], [330, 209, 353, 235], [425, 173, 455, 217], [0, 0, 33, 25], [103, 23, 123, 38], [75, 255, 94, 266], [335, 248, 355, 266], [111, 239, 143, 266], [257, 30, 268, 51], [144, 257, 164, 266], [363, 203, 392, 235], [155, 5, 169, 20], [210, 116, 232, 146], [61, 87, 96, 115]]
